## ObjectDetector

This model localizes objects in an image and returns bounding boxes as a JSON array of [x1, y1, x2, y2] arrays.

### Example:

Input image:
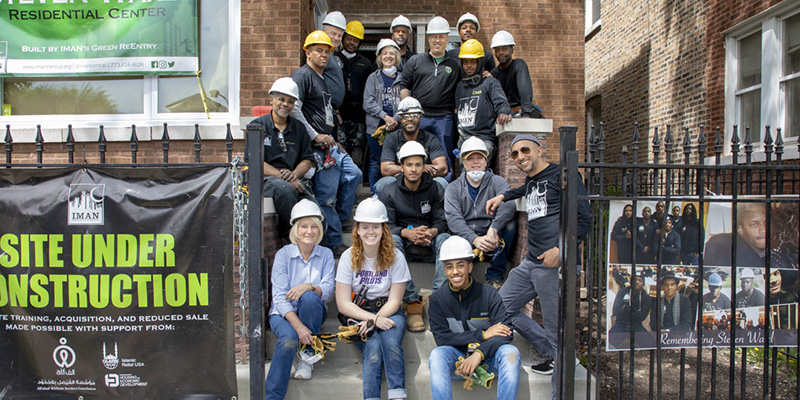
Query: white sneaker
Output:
[[293, 360, 313, 380]]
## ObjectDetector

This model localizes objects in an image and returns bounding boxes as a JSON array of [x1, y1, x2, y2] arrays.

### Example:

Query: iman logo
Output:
[[68, 184, 104, 226], [444, 66, 453, 74], [102, 342, 119, 370]]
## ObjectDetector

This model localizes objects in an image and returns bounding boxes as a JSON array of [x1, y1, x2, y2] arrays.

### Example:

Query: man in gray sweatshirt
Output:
[[444, 137, 516, 289]]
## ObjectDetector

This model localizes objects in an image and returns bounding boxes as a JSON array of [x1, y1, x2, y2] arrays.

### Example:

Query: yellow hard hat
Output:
[[458, 39, 485, 59], [345, 21, 365, 40], [303, 30, 333, 51]]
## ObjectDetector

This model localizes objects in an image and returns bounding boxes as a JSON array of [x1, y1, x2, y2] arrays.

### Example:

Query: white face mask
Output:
[[382, 66, 398, 76], [466, 170, 485, 182]]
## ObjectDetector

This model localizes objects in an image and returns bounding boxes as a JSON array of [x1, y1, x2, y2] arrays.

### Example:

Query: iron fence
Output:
[[561, 123, 800, 399]]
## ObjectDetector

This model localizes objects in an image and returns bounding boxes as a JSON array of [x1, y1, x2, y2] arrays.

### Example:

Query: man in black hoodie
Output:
[[486, 134, 590, 392], [428, 236, 520, 400], [379, 140, 450, 332]]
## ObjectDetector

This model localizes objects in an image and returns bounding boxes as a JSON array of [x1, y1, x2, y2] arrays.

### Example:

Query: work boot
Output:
[[406, 302, 425, 332]]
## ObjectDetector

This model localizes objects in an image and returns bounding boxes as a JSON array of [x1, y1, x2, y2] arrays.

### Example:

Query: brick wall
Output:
[[585, 0, 786, 163]]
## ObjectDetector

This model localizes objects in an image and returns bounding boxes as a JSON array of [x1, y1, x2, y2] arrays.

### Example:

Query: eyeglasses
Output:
[[272, 95, 296, 106], [510, 146, 532, 160], [398, 114, 421, 120]]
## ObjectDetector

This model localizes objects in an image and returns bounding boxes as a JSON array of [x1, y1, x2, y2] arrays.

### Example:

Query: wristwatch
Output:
[[310, 283, 316, 292]]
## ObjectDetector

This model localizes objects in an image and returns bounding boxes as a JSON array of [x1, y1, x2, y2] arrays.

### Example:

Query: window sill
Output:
[[585, 19, 602, 40]]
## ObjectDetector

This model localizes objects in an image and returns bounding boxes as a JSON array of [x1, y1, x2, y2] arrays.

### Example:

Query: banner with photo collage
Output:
[[605, 198, 799, 351]]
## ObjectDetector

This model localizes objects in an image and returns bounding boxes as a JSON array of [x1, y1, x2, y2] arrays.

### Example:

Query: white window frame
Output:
[[585, 0, 601, 37], [0, 0, 241, 143], [723, 0, 800, 160]]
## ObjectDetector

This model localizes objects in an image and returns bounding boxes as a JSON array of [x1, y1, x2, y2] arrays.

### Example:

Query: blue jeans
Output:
[[484, 222, 517, 282], [313, 146, 363, 248], [374, 175, 448, 198], [499, 259, 560, 399], [392, 232, 451, 303], [265, 291, 327, 400], [354, 309, 407, 399], [419, 114, 455, 182], [366, 130, 383, 195], [428, 344, 520, 400]]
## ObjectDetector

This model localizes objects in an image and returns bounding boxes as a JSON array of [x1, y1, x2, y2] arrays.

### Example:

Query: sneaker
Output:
[[331, 244, 349, 258], [485, 279, 503, 290], [531, 358, 554, 375], [293, 360, 313, 380]]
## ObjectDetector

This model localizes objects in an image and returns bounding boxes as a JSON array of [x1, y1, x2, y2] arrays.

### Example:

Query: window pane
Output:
[[739, 32, 762, 89], [786, 77, 799, 138], [2, 77, 143, 115], [592, 0, 601, 25], [739, 89, 761, 141], [158, 0, 229, 113], [785, 13, 800, 76]]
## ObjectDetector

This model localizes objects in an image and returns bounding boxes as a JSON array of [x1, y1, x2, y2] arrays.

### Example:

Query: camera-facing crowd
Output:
[[252, 11, 591, 400]]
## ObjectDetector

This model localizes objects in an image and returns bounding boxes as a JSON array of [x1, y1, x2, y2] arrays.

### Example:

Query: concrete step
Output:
[[251, 294, 594, 400]]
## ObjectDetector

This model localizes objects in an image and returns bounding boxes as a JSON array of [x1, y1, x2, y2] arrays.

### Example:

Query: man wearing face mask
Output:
[[444, 137, 516, 289], [454, 39, 511, 166]]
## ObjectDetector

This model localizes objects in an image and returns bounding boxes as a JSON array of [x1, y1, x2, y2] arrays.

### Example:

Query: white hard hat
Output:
[[395, 96, 423, 116], [290, 199, 324, 225], [353, 197, 389, 223], [491, 30, 516, 48], [457, 12, 480, 32], [269, 77, 300, 101], [439, 236, 474, 262], [391, 15, 412, 32], [323, 11, 347, 31], [740, 268, 755, 280], [376, 38, 401, 55], [426, 16, 450, 35], [397, 141, 427, 163], [460, 137, 489, 159]]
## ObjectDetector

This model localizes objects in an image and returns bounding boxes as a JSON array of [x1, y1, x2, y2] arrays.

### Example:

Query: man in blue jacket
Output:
[[428, 236, 520, 400]]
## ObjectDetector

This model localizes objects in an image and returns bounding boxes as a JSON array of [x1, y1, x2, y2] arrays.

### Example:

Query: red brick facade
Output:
[[585, 0, 785, 163]]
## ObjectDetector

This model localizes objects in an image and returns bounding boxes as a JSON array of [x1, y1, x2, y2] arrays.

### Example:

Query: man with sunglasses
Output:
[[444, 137, 516, 289], [375, 96, 449, 196], [292, 30, 363, 258], [486, 134, 590, 392], [249, 77, 317, 236]]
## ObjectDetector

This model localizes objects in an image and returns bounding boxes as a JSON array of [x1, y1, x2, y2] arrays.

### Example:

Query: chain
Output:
[[231, 157, 249, 337]]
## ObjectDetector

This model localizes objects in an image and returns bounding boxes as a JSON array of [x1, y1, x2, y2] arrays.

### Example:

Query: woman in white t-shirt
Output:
[[336, 197, 411, 400]]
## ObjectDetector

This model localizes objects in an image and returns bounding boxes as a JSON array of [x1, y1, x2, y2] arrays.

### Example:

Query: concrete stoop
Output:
[[236, 258, 594, 399]]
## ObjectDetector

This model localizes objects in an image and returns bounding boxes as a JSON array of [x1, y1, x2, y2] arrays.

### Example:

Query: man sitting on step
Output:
[[428, 236, 520, 400], [380, 140, 450, 332], [444, 137, 516, 289]]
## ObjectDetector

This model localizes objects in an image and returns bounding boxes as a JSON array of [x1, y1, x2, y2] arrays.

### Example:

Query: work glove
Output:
[[455, 357, 495, 390]]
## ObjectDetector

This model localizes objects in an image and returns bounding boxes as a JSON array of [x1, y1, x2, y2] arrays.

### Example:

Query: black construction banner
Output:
[[0, 166, 236, 399]]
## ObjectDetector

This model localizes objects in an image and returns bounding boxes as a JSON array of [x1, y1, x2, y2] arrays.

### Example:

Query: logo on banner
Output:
[[53, 337, 76, 375], [105, 374, 119, 387], [68, 184, 105, 225], [151, 60, 175, 69], [102, 342, 120, 370]]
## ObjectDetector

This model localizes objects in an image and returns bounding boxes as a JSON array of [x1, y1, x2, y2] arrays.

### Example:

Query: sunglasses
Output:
[[399, 114, 421, 120], [277, 132, 287, 152], [510, 146, 532, 160]]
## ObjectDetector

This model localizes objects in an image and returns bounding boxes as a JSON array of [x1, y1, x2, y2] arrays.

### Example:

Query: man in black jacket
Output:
[[611, 204, 634, 264], [248, 77, 316, 236], [428, 236, 520, 400], [336, 20, 374, 169], [486, 134, 590, 390], [379, 140, 450, 332], [650, 271, 693, 331]]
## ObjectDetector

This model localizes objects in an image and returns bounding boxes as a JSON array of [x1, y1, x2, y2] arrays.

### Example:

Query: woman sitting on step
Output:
[[335, 197, 411, 400], [265, 200, 335, 399]]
